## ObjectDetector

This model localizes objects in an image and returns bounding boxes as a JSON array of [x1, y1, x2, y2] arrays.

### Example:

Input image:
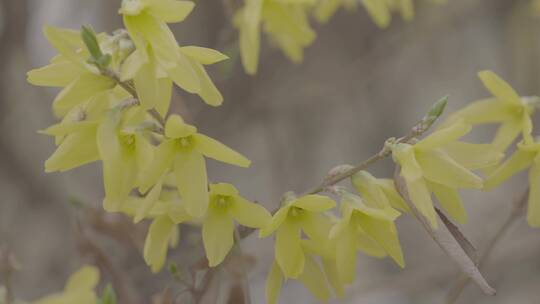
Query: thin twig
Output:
[[0, 247, 17, 304], [445, 188, 528, 304]]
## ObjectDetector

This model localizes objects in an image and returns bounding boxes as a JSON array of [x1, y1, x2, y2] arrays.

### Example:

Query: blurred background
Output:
[[1, 0, 540, 303]]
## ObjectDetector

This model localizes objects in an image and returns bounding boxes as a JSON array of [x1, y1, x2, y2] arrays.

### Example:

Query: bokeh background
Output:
[[1, 0, 540, 303]]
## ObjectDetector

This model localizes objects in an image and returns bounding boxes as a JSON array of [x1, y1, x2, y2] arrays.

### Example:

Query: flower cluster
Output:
[[234, 0, 447, 74], [26, 0, 540, 302]]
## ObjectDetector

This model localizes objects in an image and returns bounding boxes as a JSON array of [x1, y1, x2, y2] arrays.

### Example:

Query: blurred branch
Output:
[[0, 246, 20, 304], [445, 188, 529, 304]]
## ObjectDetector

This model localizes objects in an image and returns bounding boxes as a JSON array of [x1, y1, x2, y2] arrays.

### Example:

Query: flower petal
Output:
[[335, 224, 357, 284], [202, 209, 234, 267], [361, 0, 391, 28], [484, 149, 535, 190], [297, 255, 330, 301], [527, 164, 540, 227], [144, 215, 175, 273], [179, 46, 229, 65], [139, 139, 176, 193], [166, 52, 201, 93], [292, 195, 336, 212], [275, 220, 304, 278], [443, 142, 504, 170], [492, 119, 523, 152], [193, 133, 251, 167], [189, 59, 223, 106], [234, 0, 263, 74], [428, 181, 467, 224], [406, 177, 438, 228], [43, 26, 84, 66], [45, 128, 100, 172], [259, 206, 290, 237], [416, 120, 471, 151], [27, 60, 83, 87], [174, 150, 209, 217], [230, 197, 271, 228], [478, 70, 522, 106], [375, 179, 411, 213], [301, 212, 332, 241], [135, 178, 163, 223], [65, 266, 100, 291], [416, 149, 483, 189], [266, 261, 283, 304], [392, 143, 423, 181], [147, 0, 194, 23]]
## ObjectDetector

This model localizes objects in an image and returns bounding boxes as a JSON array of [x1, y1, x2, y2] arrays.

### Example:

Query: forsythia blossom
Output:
[[140, 114, 251, 218], [33, 266, 99, 304], [391, 120, 486, 227], [234, 0, 316, 74], [484, 140, 540, 227], [202, 183, 271, 266], [259, 194, 335, 278], [444, 70, 537, 152]]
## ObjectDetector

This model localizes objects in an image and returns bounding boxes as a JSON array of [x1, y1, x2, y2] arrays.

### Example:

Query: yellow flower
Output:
[[234, 0, 316, 75], [314, 0, 358, 23], [97, 106, 155, 212], [202, 183, 271, 266], [259, 194, 336, 278], [391, 120, 485, 227], [329, 191, 404, 284], [27, 26, 117, 117], [444, 70, 537, 152], [140, 115, 251, 218], [484, 140, 540, 227], [352, 171, 410, 213], [33, 266, 99, 304]]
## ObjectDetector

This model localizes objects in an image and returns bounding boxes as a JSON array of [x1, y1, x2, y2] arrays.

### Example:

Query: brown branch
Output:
[[0, 246, 19, 304], [445, 188, 528, 304]]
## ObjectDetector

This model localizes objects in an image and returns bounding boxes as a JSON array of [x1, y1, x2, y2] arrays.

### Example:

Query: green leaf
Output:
[[100, 283, 117, 304], [81, 25, 103, 61]]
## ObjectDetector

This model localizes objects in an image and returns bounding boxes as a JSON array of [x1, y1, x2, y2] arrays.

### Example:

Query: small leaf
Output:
[[101, 283, 117, 304], [423, 95, 449, 127], [81, 25, 103, 61]]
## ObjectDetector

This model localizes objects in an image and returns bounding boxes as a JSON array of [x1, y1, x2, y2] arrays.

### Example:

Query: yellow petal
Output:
[[478, 70, 522, 106], [416, 149, 483, 189], [166, 52, 201, 93], [392, 143, 423, 181], [428, 181, 467, 224], [334, 224, 357, 283], [53, 73, 115, 117], [155, 77, 173, 116], [134, 56, 159, 110], [164, 114, 197, 138], [234, 0, 263, 74], [416, 120, 471, 151], [174, 150, 209, 217], [443, 142, 504, 170], [135, 133, 154, 184], [362, 0, 391, 28], [375, 179, 411, 213], [399, 0, 414, 21], [202, 209, 235, 267], [444, 98, 517, 127], [355, 213, 405, 267], [43, 26, 84, 66], [275, 220, 304, 278], [492, 120, 523, 152], [120, 49, 146, 81], [356, 230, 386, 258], [193, 133, 251, 167], [527, 164, 540, 227], [292, 195, 336, 212], [144, 215, 176, 273], [45, 128, 100, 172], [406, 177, 438, 228], [210, 182, 239, 196], [484, 149, 535, 190], [322, 257, 345, 298], [352, 171, 391, 209], [230, 197, 271, 228], [189, 59, 223, 106], [135, 178, 163, 223], [27, 60, 84, 87], [301, 213, 332, 242], [298, 255, 330, 301], [266, 261, 284, 304], [259, 206, 290, 237], [147, 0, 194, 23], [314, 0, 342, 23], [139, 139, 176, 193], [179, 46, 229, 65], [65, 266, 100, 291]]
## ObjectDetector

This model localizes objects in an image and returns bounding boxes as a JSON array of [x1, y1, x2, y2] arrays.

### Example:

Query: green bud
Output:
[[81, 26, 103, 61], [100, 283, 117, 304], [423, 95, 449, 126]]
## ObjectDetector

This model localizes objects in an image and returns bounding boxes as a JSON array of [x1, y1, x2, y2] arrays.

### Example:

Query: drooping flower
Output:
[[202, 183, 271, 266], [27, 26, 118, 117], [140, 115, 251, 218], [259, 194, 336, 278], [329, 190, 404, 284], [444, 70, 537, 152], [33, 265, 99, 304], [484, 139, 540, 227], [121, 179, 192, 272], [391, 120, 485, 227], [352, 170, 410, 213], [97, 106, 155, 212], [234, 0, 316, 75]]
